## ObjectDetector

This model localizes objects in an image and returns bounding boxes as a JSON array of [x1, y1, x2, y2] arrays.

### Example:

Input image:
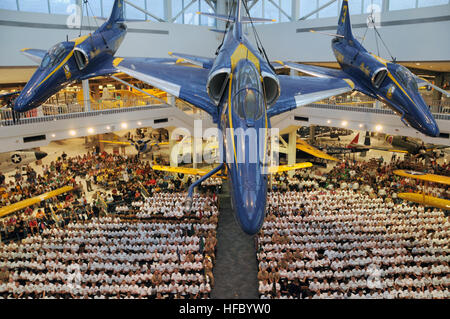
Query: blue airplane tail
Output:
[[107, 0, 125, 24], [337, 0, 353, 40]]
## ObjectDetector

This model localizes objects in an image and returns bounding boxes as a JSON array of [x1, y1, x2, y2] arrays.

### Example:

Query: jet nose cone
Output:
[[427, 123, 440, 137], [13, 95, 29, 112], [35, 151, 47, 160], [236, 190, 266, 235]]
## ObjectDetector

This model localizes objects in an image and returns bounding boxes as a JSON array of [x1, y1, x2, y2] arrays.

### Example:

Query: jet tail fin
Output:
[[347, 132, 360, 148], [107, 0, 125, 24], [337, 0, 354, 40]]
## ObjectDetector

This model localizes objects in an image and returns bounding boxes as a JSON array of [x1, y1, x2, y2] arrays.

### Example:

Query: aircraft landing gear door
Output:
[[74, 49, 89, 71]]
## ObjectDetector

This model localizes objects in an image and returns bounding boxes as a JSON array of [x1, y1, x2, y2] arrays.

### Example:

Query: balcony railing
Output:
[[1, 98, 449, 128], [0, 100, 171, 127]]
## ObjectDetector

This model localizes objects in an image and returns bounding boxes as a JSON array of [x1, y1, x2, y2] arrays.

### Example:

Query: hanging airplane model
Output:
[[114, 0, 355, 235], [13, 0, 127, 113], [13, 0, 175, 113], [281, 0, 444, 138], [0, 150, 47, 173], [100, 137, 169, 157], [370, 135, 448, 159]]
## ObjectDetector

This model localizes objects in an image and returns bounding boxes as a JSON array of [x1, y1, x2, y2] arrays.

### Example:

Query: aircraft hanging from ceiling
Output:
[[281, 0, 446, 138], [100, 138, 169, 157], [371, 135, 448, 159], [114, 0, 355, 235], [0, 150, 47, 172], [12, 0, 175, 114]]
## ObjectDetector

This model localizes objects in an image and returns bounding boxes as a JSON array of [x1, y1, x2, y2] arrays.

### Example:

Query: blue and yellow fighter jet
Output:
[[14, 0, 128, 112], [114, 0, 355, 235], [282, 0, 443, 137], [14, 0, 174, 113]]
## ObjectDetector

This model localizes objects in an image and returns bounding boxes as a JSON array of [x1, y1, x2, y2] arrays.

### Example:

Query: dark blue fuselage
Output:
[[215, 23, 272, 235], [14, 19, 126, 112], [331, 37, 439, 137]]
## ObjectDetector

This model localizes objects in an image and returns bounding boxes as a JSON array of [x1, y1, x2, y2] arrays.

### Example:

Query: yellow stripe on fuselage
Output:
[[387, 72, 418, 109], [36, 51, 74, 88], [228, 43, 269, 169], [230, 43, 260, 72], [227, 74, 238, 165], [370, 53, 418, 109], [370, 53, 388, 66], [36, 34, 90, 89]]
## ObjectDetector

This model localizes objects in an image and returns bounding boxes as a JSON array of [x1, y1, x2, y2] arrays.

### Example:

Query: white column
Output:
[[291, 0, 300, 20], [168, 128, 178, 167], [82, 79, 91, 112], [382, 0, 390, 12], [216, 0, 228, 30], [287, 129, 297, 177], [165, 0, 172, 21], [167, 94, 176, 107]]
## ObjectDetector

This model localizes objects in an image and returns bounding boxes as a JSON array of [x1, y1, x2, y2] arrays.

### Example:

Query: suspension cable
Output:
[[241, 0, 275, 72], [85, 0, 109, 48]]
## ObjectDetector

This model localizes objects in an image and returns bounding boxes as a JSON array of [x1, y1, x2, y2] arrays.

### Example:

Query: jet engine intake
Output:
[[206, 68, 230, 104], [371, 67, 388, 89], [262, 72, 280, 107], [73, 48, 89, 71]]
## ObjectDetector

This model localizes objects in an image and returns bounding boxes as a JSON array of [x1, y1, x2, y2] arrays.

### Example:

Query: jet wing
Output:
[[151, 165, 227, 179], [267, 75, 354, 117], [369, 146, 409, 154], [296, 139, 339, 161], [393, 170, 450, 185], [78, 56, 179, 81], [20, 48, 47, 64], [398, 193, 450, 210], [99, 140, 132, 146], [115, 58, 218, 121], [267, 162, 313, 174], [0, 186, 73, 218], [283, 62, 347, 79], [151, 142, 169, 146], [169, 52, 214, 69], [415, 76, 450, 98]]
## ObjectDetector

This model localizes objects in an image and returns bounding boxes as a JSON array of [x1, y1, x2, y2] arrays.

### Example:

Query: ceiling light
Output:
[[106, 125, 111, 130], [341, 121, 348, 126], [121, 122, 128, 129], [69, 130, 76, 136], [87, 128, 95, 134], [51, 134, 56, 138], [359, 124, 363, 128], [375, 125, 383, 132], [137, 121, 142, 126], [327, 120, 331, 124]]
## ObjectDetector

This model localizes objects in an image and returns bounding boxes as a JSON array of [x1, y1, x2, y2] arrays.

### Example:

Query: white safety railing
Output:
[[1, 99, 449, 127]]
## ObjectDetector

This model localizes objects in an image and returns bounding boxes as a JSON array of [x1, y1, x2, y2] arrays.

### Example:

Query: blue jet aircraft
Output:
[[14, 0, 128, 112], [283, 0, 444, 137], [115, 0, 355, 235]]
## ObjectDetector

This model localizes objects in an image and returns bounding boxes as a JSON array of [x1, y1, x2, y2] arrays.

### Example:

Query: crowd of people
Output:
[[0, 215, 217, 299], [0, 150, 220, 299], [256, 156, 449, 299], [0, 142, 448, 300], [273, 156, 449, 201]]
